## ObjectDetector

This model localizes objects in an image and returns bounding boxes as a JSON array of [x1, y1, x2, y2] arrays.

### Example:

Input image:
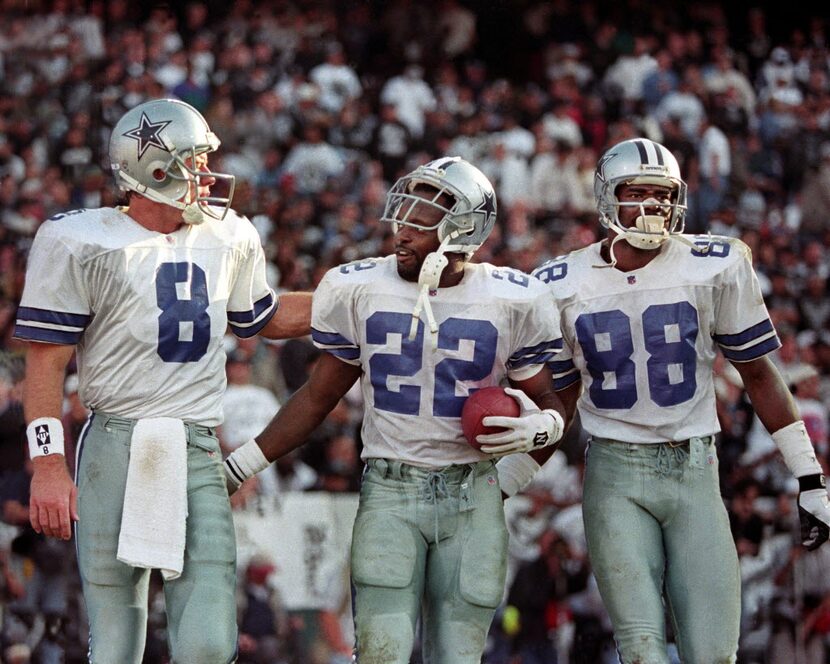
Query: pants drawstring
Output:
[[420, 471, 450, 546], [655, 444, 688, 476]]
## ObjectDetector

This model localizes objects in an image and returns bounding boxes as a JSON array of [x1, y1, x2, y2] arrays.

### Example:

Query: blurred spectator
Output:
[[480, 139, 531, 207], [602, 33, 658, 113], [308, 42, 362, 115], [799, 142, 830, 240], [0, 352, 26, 497], [236, 553, 292, 664], [540, 101, 583, 149], [703, 46, 757, 119], [435, 0, 477, 61], [499, 528, 573, 664], [696, 114, 732, 225], [280, 123, 345, 195], [60, 373, 87, 477], [787, 363, 829, 462], [641, 49, 679, 112], [372, 103, 412, 182], [379, 64, 437, 141], [314, 433, 360, 493], [220, 347, 282, 500]]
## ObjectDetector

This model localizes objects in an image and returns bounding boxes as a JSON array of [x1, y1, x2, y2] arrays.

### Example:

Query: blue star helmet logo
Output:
[[474, 188, 496, 220], [122, 112, 172, 160]]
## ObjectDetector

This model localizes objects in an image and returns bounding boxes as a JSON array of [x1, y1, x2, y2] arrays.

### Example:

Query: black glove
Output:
[[797, 474, 830, 551]]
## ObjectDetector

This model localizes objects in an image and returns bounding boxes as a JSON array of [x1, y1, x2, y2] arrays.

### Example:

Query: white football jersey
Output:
[[533, 235, 780, 443], [15, 207, 277, 426], [312, 256, 563, 468]]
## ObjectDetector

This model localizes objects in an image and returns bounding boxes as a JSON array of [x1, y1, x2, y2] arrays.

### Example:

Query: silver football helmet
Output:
[[594, 138, 687, 251], [109, 98, 235, 224], [381, 156, 497, 256]]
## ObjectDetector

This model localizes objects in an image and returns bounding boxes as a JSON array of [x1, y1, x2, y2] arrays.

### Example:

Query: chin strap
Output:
[[593, 232, 626, 269], [117, 172, 209, 226], [594, 230, 714, 269], [594, 193, 715, 269], [408, 232, 460, 343], [182, 203, 207, 225]]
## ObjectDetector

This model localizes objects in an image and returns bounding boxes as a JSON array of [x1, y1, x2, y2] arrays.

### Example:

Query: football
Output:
[[461, 386, 520, 450]]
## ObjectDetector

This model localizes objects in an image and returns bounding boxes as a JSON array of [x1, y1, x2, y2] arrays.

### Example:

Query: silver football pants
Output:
[[75, 412, 237, 664], [582, 436, 740, 664], [351, 458, 507, 664]]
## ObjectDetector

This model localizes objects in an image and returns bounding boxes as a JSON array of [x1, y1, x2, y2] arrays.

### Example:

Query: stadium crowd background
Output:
[[1, 0, 830, 662]]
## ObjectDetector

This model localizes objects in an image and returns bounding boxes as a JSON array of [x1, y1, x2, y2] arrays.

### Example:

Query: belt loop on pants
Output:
[[94, 411, 214, 446], [183, 421, 215, 445]]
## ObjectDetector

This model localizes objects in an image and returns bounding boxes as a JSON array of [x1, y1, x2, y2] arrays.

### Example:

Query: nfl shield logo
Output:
[[627, 275, 637, 285]]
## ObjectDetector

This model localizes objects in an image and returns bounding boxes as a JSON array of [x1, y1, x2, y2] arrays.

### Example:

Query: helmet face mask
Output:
[[594, 138, 687, 250], [109, 99, 235, 224], [381, 157, 497, 257]]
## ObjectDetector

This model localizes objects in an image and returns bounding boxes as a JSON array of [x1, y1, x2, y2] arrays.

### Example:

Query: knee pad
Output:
[[172, 633, 237, 664], [457, 507, 508, 608], [355, 613, 415, 664], [351, 512, 417, 588]]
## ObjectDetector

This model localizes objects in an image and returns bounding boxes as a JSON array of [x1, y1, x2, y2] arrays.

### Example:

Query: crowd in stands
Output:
[[2, 1, 830, 662]]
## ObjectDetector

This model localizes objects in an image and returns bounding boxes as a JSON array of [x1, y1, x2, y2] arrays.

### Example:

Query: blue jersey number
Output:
[[576, 301, 698, 409], [367, 312, 498, 417], [156, 262, 211, 363], [367, 312, 423, 415]]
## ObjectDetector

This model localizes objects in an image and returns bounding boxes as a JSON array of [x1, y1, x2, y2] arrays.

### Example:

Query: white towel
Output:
[[117, 417, 188, 580]]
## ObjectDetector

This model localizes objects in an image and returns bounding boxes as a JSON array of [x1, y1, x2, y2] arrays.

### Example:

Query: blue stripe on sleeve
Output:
[[553, 372, 581, 391], [507, 338, 563, 369], [13, 324, 82, 345], [713, 319, 775, 346], [229, 306, 277, 338], [325, 347, 360, 361], [548, 358, 576, 373], [312, 328, 356, 347], [228, 293, 275, 324], [719, 335, 781, 362], [509, 351, 558, 370], [16, 306, 91, 327], [512, 338, 563, 357]]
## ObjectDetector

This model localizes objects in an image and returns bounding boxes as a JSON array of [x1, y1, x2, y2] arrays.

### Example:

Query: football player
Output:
[[533, 137, 830, 663], [14, 98, 311, 664], [224, 157, 570, 663]]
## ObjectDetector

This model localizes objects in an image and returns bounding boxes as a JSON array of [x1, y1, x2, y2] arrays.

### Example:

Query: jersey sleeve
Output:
[[310, 267, 361, 365], [14, 224, 92, 345], [227, 224, 277, 338], [505, 285, 564, 382], [713, 246, 781, 362], [531, 261, 580, 391]]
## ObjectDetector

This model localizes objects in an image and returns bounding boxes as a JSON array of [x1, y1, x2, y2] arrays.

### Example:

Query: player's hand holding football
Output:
[[797, 475, 830, 550], [477, 388, 564, 456]]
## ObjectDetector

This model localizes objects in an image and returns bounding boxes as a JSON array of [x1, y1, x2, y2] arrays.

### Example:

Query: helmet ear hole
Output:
[[152, 168, 166, 182]]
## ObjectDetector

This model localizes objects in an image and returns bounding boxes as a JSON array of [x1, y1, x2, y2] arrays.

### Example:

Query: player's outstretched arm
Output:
[[260, 292, 313, 339], [224, 351, 361, 492], [24, 342, 78, 540], [734, 355, 830, 550]]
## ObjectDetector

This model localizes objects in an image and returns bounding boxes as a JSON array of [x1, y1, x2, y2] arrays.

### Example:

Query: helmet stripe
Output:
[[653, 143, 665, 166], [634, 140, 649, 164], [633, 139, 665, 166], [432, 158, 457, 171]]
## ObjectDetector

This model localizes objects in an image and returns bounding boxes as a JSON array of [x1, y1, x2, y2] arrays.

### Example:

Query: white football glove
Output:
[[478, 387, 564, 457], [797, 475, 830, 550]]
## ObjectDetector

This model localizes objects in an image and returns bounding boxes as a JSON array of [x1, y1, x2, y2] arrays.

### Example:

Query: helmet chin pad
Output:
[[621, 197, 670, 250], [623, 220, 669, 250]]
